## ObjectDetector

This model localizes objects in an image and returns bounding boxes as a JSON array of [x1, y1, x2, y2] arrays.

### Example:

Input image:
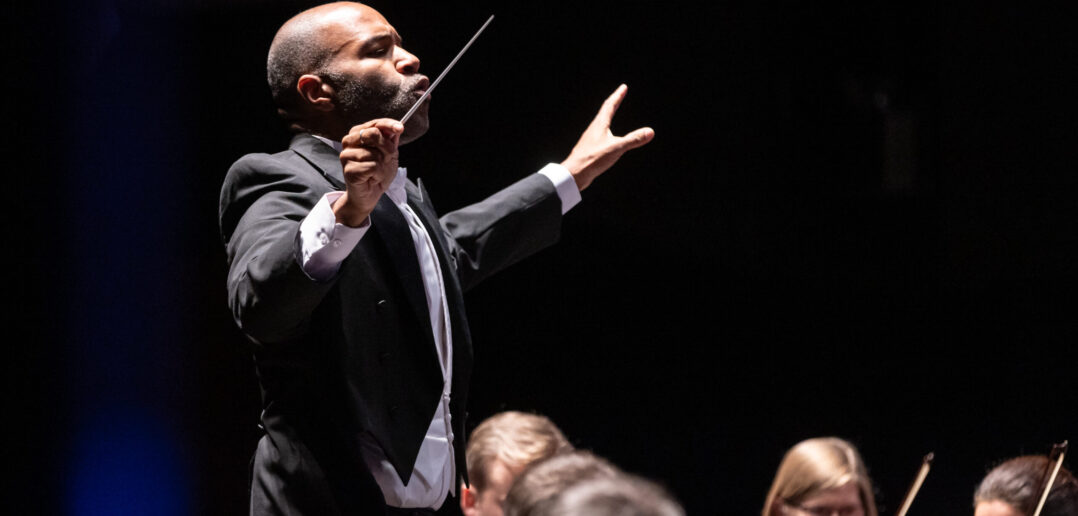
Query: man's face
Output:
[[317, 5, 430, 143], [462, 460, 520, 516]]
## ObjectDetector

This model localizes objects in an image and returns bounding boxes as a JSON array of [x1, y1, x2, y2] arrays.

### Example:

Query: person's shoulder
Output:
[[226, 134, 332, 181], [227, 147, 301, 177], [222, 145, 326, 198], [218, 145, 329, 240]]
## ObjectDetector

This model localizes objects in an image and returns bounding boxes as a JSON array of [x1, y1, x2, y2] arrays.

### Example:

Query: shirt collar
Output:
[[386, 167, 408, 206], [311, 134, 343, 153]]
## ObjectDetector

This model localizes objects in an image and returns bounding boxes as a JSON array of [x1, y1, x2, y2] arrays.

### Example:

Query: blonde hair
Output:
[[762, 437, 878, 516], [465, 411, 572, 492]]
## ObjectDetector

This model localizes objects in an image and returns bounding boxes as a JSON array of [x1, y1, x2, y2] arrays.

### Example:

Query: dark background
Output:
[[14, 0, 1077, 514]]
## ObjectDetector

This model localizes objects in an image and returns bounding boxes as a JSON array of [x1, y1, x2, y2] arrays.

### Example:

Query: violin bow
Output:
[[895, 452, 934, 516], [1031, 441, 1069, 516]]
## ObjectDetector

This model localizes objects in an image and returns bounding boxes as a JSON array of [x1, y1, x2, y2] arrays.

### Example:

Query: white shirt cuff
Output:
[[537, 163, 581, 214], [299, 192, 369, 281]]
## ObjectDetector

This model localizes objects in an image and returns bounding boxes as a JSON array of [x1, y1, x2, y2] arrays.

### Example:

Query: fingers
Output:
[[355, 118, 405, 134], [616, 127, 655, 152], [339, 118, 402, 194], [340, 141, 399, 173], [340, 118, 403, 175], [340, 151, 396, 197], [344, 127, 385, 151], [332, 119, 404, 219], [341, 167, 381, 193], [594, 84, 629, 128], [372, 119, 405, 133], [342, 119, 404, 149], [340, 145, 390, 166]]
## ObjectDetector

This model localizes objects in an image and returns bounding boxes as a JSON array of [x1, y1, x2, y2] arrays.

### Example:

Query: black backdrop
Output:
[[13, 0, 1077, 514]]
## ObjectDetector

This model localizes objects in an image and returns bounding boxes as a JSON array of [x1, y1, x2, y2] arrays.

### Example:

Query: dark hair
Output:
[[266, 17, 334, 119], [974, 455, 1078, 516], [504, 451, 621, 516]]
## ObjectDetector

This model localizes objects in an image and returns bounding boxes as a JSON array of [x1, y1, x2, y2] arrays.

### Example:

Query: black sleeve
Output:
[[219, 153, 339, 346]]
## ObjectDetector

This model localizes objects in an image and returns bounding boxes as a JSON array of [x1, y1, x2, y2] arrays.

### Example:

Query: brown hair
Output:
[[974, 455, 1078, 516], [465, 411, 572, 492], [542, 474, 685, 516], [504, 451, 621, 516], [762, 437, 878, 516]]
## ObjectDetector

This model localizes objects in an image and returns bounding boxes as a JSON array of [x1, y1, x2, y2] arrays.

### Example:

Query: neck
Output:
[[299, 113, 349, 141]]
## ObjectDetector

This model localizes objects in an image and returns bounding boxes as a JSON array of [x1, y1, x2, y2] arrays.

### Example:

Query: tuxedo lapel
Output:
[[408, 180, 451, 272], [290, 133, 346, 189], [370, 195, 436, 350], [406, 180, 473, 374]]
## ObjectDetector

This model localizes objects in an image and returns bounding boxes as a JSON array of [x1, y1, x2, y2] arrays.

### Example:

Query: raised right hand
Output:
[[333, 119, 405, 226]]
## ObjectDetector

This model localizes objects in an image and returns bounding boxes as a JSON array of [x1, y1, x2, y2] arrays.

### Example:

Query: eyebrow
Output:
[[360, 31, 401, 52], [331, 29, 401, 57]]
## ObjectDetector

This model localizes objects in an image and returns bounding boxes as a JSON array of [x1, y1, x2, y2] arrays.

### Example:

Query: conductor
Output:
[[218, 2, 654, 514]]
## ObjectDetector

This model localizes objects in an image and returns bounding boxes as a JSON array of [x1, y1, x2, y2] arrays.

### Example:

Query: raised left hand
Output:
[[561, 84, 655, 191]]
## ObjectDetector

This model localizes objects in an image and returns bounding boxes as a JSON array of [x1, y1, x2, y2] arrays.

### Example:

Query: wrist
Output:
[[332, 192, 371, 227], [559, 159, 587, 190]]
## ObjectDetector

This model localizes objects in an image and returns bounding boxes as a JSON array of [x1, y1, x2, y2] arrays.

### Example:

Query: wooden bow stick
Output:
[[895, 452, 934, 516], [1031, 441, 1069, 516]]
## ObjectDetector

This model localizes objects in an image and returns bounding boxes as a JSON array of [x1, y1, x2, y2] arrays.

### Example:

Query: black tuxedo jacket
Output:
[[219, 134, 563, 514]]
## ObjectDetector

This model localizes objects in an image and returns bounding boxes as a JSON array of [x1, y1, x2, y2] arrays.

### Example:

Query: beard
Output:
[[326, 72, 429, 143]]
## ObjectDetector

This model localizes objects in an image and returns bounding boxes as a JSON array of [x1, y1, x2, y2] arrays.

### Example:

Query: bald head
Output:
[[264, 2, 428, 140], [268, 4, 365, 109]]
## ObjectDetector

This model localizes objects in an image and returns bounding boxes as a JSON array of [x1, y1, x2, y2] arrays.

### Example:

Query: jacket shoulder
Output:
[[218, 149, 332, 243], [223, 149, 309, 187]]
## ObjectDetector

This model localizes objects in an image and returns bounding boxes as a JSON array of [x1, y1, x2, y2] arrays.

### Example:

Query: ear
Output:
[[296, 74, 335, 112], [769, 499, 784, 516], [460, 484, 479, 516]]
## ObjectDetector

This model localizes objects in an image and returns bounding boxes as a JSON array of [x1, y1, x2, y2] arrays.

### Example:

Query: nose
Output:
[[396, 47, 420, 74]]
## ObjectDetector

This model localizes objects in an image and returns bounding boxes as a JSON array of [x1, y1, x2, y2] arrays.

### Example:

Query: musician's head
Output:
[[266, 2, 430, 142], [504, 450, 622, 516], [763, 437, 878, 516], [461, 411, 573, 516], [974, 455, 1078, 516], [542, 474, 685, 516]]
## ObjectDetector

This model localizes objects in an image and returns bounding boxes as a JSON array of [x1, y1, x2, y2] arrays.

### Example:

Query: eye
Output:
[[367, 46, 390, 57]]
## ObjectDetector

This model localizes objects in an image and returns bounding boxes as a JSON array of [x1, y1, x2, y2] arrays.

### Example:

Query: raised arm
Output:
[[444, 84, 654, 291]]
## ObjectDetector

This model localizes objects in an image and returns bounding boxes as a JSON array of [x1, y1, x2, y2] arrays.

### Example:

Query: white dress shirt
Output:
[[298, 136, 579, 509]]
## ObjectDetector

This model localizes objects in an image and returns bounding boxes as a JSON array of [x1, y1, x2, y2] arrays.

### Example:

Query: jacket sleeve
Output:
[[439, 173, 564, 292], [219, 153, 338, 347]]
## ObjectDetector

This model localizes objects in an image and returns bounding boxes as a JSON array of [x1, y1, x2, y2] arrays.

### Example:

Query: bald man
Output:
[[218, 3, 652, 515]]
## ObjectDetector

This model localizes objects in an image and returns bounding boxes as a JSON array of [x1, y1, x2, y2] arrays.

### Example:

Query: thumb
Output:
[[616, 127, 655, 152]]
